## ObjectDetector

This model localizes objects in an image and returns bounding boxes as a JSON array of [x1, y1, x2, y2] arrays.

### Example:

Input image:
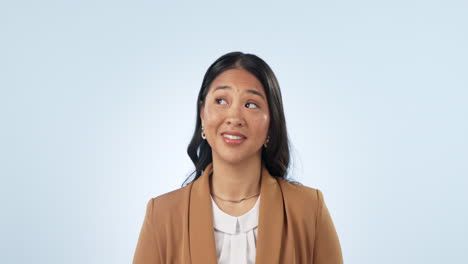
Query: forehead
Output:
[[209, 68, 265, 95]]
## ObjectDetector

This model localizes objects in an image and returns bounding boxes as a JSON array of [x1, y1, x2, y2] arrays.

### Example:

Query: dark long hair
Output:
[[183, 51, 295, 186]]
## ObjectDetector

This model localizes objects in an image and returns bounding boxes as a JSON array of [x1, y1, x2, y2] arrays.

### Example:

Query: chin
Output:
[[215, 150, 258, 166], [220, 155, 246, 165]]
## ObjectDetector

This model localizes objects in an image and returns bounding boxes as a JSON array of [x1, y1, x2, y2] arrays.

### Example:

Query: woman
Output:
[[133, 52, 343, 264]]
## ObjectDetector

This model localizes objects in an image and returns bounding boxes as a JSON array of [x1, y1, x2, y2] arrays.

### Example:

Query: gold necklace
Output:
[[211, 192, 260, 203], [209, 169, 261, 203]]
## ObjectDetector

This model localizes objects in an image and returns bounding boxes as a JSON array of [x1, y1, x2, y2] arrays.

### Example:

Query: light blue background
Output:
[[1, 0, 467, 263]]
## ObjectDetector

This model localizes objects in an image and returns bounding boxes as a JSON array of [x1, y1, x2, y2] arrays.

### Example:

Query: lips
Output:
[[222, 134, 246, 145], [221, 131, 247, 139]]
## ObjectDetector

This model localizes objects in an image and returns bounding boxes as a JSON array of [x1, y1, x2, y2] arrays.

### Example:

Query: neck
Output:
[[209, 155, 262, 201]]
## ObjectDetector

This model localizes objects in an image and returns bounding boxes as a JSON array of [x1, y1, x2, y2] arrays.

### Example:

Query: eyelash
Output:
[[215, 98, 259, 109]]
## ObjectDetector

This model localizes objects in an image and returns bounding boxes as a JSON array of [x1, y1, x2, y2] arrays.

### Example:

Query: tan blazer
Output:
[[133, 162, 343, 263]]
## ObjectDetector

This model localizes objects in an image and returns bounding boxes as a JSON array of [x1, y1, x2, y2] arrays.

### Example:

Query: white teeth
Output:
[[223, 134, 245, 140]]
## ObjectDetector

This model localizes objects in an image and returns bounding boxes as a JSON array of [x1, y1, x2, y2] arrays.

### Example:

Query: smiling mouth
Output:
[[223, 134, 246, 140], [222, 134, 247, 145]]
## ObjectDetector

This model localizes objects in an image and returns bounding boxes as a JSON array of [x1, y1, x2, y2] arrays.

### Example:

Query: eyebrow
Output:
[[212, 85, 266, 101]]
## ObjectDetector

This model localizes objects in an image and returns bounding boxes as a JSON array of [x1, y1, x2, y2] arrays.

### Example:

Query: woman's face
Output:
[[200, 68, 270, 165]]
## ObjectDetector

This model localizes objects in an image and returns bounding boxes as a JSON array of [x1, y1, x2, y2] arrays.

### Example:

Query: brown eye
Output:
[[216, 98, 227, 104], [246, 102, 259, 109]]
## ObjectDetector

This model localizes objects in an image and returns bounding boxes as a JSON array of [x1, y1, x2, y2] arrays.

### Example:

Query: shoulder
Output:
[[146, 183, 193, 223], [277, 178, 326, 216], [277, 178, 323, 202], [153, 184, 192, 208]]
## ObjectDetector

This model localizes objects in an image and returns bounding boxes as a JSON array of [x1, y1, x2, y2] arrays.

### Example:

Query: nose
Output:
[[225, 103, 245, 127]]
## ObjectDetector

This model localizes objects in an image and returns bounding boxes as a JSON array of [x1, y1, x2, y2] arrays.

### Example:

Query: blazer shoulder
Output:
[[145, 183, 193, 227], [152, 183, 192, 212], [277, 178, 329, 219], [278, 178, 322, 203]]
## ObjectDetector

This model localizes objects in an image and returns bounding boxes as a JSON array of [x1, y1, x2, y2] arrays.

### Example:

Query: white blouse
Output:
[[210, 194, 261, 264]]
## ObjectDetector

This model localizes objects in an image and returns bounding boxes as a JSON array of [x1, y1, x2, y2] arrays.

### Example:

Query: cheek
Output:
[[251, 113, 270, 133], [253, 112, 269, 123], [203, 105, 222, 123]]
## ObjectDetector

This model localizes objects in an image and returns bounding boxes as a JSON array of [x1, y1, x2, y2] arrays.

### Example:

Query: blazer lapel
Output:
[[189, 163, 218, 264], [255, 164, 286, 263]]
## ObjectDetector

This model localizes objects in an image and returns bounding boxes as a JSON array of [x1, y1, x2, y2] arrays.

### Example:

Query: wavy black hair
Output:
[[182, 51, 297, 186]]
